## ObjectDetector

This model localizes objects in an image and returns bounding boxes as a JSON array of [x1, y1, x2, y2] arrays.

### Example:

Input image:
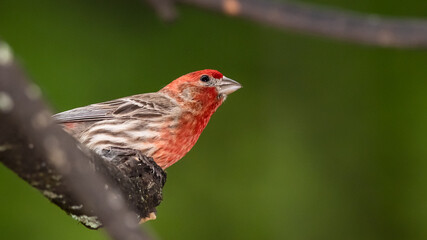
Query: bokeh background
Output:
[[1, 0, 427, 239]]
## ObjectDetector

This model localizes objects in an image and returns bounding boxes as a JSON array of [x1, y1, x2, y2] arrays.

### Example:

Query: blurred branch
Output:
[[165, 0, 427, 48], [145, 0, 178, 21], [0, 40, 165, 239]]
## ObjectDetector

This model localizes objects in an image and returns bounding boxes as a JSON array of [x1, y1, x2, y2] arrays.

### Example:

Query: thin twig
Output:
[[174, 0, 427, 48]]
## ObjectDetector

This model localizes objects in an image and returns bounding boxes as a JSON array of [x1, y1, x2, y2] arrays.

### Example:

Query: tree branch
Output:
[[172, 0, 427, 48], [0, 41, 165, 239]]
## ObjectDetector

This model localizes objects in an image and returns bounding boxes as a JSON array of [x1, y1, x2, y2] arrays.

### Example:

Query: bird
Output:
[[53, 69, 241, 169]]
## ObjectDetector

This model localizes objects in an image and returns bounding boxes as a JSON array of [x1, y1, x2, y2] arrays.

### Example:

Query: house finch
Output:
[[53, 69, 241, 169]]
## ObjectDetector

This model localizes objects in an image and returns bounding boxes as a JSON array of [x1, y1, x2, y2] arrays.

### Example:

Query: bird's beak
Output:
[[218, 76, 242, 95]]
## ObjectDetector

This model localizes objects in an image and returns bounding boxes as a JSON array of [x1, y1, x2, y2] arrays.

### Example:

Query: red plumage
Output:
[[53, 69, 241, 169]]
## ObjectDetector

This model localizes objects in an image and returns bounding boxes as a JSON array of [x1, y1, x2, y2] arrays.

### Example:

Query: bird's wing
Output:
[[53, 93, 177, 123]]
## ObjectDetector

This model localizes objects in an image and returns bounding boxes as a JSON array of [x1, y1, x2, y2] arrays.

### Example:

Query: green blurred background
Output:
[[1, 0, 427, 239]]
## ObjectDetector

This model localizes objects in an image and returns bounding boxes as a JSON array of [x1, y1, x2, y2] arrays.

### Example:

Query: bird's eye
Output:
[[200, 75, 210, 82]]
